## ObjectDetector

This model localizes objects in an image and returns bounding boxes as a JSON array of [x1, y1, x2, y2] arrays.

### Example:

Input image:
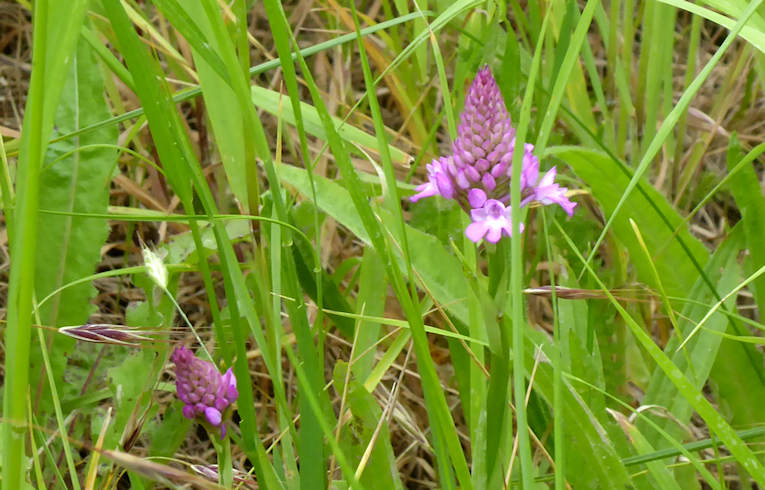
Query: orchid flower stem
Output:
[[212, 433, 233, 488], [161, 286, 213, 362]]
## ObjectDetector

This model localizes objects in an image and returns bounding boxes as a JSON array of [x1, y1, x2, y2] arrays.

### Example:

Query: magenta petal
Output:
[[468, 188, 487, 208], [435, 173, 455, 199], [220, 368, 234, 386], [532, 168, 577, 216], [538, 167, 556, 187], [561, 199, 577, 216], [465, 199, 522, 244], [485, 226, 503, 243], [410, 182, 437, 202], [482, 173, 496, 191], [465, 166, 480, 182], [215, 397, 228, 412], [465, 222, 488, 242], [521, 154, 539, 190], [455, 170, 470, 189], [470, 206, 488, 222], [205, 407, 222, 426], [182, 405, 196, 420], [491, 162, 508, 178], [222, 369, 239, 402], [226, 385, 239, 402]]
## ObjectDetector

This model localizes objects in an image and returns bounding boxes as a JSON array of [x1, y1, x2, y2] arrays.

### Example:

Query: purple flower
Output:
[[525, 167, 577, 216], [172, 346, 238, 436], [409, 66, 576, 243], [465, 191, 523, 243], [410, 156, 456, 202]]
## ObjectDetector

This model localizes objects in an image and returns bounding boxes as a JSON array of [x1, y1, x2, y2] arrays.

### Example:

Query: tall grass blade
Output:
[[2, 0, 88, 487], [508, 8, 551, 487]]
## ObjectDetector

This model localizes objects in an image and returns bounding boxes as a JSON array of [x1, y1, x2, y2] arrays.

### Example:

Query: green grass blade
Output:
[[150, 0, 232, 86], [352, 249, 387, 381], [260, 1, 334, 484], [565, 374, 722, 489], [540, 209, 566, 490], [305, 31, 470, 490], [535, 0, 600, 153], [677, 265, 765, 351], [2, 0, 88, 487], [275, 29, 472, 486], [249, 86, 411, 166], [33, 314, 80, 490], [508, 8, 551, 487]]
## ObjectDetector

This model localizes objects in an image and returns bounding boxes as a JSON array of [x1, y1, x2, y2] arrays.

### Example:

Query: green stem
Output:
[[2, 1, 49, 487], [212, 433, 233, 488], [508, 8, 551, 488], [35, 317, 81, 490], [541, 209, 565, 489]]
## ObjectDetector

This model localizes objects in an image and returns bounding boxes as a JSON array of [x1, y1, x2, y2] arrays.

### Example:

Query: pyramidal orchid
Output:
[[411, 66, 576, 243], [172, 346, 238, 437]]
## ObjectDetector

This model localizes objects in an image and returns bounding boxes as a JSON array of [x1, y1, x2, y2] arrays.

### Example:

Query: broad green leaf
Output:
[[639, 227, 743, 433], [147, 403, 192, 459], [35, 38, 117, 327], [104, 348, 160, 459], [32, 38, 117, 412], [526, 329, 635, 489], [558, 147, 765, 455], [613, 414, 684, 490], [634, 223, 745, 465], [716, 138, 765, 455]]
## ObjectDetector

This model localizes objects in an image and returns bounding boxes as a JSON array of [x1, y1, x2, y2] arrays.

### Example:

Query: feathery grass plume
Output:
[[100, 448, 225, 489], [171, 346, 238, 436], [142, 246, 168, 289], [59, 323, 157, 346], [411, 66, 576, 243]]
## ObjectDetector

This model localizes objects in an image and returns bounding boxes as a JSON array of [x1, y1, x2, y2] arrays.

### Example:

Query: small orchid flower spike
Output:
[[410, 66, 577, 243], [172, 346, 238, 437]]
